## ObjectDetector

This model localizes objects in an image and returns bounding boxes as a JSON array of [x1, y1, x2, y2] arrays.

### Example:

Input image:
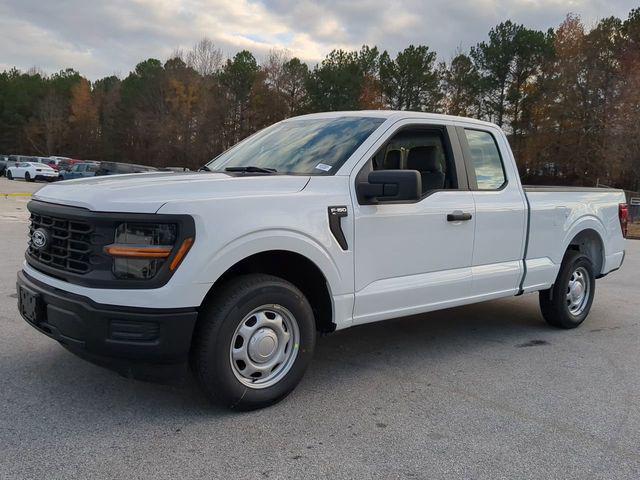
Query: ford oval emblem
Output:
[[32, 228, 49, 249]]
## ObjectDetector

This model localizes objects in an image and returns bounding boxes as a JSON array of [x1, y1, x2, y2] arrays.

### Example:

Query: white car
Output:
[[6, 162, 58, 182], [16, 111, 628, 410]]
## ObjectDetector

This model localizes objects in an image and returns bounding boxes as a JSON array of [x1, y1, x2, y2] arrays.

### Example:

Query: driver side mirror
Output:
[[357, 170, 421, 204]]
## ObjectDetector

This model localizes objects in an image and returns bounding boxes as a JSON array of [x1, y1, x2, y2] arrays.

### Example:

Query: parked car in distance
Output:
[[58, 162, 99, 180], [11, 155, 34, 162], [2, 156, 19, 176], [49, 156, 71, 163], [58, 158, 82, 172], [2, 155, 46, 176], [9, 154, 36, 164], [0, 155, 11, 175], [30, 157, 55, 171], [43, 156, 70, 171], [94, 161, 157, 176], [43, 159, 59, 171], [6, 161, 58, 182], [16, 111, 627, 411]]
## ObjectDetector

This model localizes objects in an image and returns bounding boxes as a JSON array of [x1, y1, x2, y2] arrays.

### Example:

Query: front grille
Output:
[[28, 212, 94, 274], [25, 200, 195, 289]]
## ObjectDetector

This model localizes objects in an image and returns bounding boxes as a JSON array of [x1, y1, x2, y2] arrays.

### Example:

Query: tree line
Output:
[[1, 10, 639, 190]]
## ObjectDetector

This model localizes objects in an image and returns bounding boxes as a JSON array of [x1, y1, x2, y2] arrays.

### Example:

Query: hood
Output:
[[33, 172, 311, 213]]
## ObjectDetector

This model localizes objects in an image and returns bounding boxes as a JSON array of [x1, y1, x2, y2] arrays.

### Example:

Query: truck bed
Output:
[[524, 185, 620, 193], [521, 186, 626, 293]]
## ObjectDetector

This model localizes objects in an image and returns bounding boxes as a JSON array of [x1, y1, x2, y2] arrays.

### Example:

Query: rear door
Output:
[[351, 120, 476, 325], [84, 164, 97, 177], [456, 126, 527, 299], [68, 164, 84, 179]]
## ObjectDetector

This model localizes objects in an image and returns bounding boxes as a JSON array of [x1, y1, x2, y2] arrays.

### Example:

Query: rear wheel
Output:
[[191, 274, 316, 410], [24, 171, 32, 182], [539, 250, 595, 329]]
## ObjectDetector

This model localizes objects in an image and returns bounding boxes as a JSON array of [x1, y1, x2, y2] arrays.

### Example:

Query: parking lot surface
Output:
[[1, 176, 639, 479], [0, 177, 42, 223]]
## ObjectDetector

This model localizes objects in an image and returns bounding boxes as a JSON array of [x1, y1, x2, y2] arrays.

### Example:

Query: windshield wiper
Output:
[[225, 166, 277, 174], [199, 165, 212, 172]]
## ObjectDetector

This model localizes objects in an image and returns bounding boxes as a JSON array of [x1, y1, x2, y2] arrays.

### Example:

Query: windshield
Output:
[[205, 116, 385, 175]]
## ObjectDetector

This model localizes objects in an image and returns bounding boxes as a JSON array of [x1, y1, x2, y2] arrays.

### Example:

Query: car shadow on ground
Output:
[[6, 295, 552, 420]]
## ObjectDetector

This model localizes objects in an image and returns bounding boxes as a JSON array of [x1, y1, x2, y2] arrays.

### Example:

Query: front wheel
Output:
[[191, 274, 316, 410], [539, 250, 595, 329], [6, 170, 13, 180]]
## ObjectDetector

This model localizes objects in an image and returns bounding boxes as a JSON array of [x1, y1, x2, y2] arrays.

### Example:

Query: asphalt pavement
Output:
[[1, 176, 638, 479]]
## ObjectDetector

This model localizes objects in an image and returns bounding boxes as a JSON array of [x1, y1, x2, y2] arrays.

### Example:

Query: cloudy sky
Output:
[[1, 0, 637, 79]]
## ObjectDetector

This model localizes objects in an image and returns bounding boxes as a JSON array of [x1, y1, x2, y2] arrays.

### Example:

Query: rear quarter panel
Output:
[[523, 188, 626, 292]]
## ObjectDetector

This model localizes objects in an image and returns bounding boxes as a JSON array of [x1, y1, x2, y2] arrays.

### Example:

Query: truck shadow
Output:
[[8, 295, 552, 419], [306, 295, 550, 384], [315, 296, 546, 364]]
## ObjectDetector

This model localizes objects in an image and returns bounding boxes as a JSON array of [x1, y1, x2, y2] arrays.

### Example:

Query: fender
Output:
[[560, 214, 607, 270], [192, 228, 349, 297]]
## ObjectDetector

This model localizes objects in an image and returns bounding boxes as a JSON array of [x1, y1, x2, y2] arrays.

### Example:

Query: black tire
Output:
[[24, 172, 32, 182], [191, 274, 316, 410], [6, 170, 13, 180], [539, 250, 595, 329]]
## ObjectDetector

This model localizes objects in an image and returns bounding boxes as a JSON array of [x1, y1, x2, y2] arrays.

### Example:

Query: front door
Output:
[[14, 163, 28, 178], [351, 121, 476, 325]]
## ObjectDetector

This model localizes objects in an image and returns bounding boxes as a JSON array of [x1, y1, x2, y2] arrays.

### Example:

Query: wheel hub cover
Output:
[[248, 328, 278, 363], [570, 282, 584, 301]]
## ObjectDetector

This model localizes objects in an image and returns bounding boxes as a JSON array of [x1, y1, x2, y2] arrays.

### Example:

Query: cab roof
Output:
[[285, 110, 499, 130]]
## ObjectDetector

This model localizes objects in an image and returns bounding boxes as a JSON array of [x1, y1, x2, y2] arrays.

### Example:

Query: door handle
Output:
[[447, 211, 472, 222]]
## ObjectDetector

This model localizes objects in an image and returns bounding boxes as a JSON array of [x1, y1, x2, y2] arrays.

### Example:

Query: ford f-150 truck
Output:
[[16, 111, 628, 410]]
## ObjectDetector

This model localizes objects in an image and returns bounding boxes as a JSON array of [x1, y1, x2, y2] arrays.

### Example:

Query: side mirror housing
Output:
[[357, 170, 421, 204]]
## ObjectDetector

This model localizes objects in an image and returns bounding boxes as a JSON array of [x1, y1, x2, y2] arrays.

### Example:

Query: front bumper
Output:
[[16, 271, 199, 368]]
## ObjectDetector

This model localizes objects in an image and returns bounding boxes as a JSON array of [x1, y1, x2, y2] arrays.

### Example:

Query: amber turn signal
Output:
[[170, 237, 194, 271], [105, 245, 173, 258]]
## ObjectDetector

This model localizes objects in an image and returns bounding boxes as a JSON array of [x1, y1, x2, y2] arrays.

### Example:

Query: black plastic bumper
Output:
[[16, 271, 199, 369]]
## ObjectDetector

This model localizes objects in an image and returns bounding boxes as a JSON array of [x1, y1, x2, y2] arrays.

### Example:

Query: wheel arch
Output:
[[199, 248, 337, 333], [564, 226, 606, 276]]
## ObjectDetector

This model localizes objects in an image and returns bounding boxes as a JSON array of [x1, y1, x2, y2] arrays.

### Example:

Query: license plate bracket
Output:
[[18, 285, 44, 324]]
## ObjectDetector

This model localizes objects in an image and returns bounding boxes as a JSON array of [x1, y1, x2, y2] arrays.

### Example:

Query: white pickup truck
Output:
[[17, 111, 628, 410]]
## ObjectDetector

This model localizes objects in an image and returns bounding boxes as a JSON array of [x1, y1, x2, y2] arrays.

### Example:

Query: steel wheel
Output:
[[566, 266, 590, 316], [229, 304, 300, 389]]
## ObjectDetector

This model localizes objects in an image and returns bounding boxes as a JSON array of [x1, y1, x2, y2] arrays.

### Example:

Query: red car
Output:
[[51, 158, 82, 172]]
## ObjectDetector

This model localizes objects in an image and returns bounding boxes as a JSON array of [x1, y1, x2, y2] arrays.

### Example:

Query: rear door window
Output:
[[464, 129, 506, 190]]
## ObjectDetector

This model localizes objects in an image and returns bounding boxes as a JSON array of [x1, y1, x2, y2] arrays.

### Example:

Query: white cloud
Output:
[[0, 0, 637, 79]]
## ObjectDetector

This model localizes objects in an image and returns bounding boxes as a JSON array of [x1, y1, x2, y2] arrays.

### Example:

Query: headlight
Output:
[[105, 223, 182, 280]]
